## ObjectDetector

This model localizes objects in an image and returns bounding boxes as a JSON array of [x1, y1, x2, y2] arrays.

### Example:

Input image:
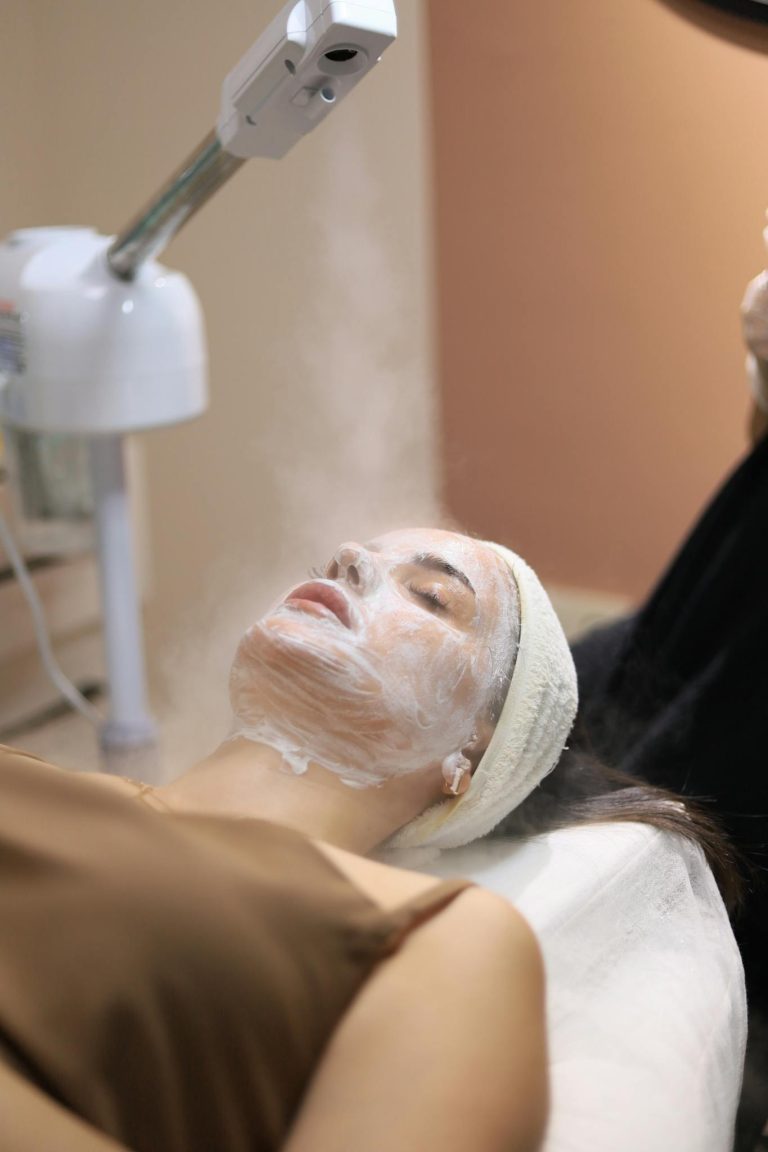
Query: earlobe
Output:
[[441, 751, 472, 796], [440, 718, 494, 795]]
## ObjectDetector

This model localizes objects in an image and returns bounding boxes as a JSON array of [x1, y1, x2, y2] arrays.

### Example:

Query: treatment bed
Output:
[[387, 822, 746, 1151]]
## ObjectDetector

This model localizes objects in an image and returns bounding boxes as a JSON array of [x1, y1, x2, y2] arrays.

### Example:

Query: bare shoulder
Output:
[[444, 884, 535, 932], [283, 879, 548, 1152], [415, 885, 544, 974], [313, 839, 455, 909], [315, 840, 543, 982]]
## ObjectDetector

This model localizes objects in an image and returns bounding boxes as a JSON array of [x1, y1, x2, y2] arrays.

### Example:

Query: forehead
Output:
[[366, 528, 509, 592]]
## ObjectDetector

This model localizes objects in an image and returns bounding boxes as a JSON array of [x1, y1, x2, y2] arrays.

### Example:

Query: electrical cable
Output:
[[0, 508, 103, 727]]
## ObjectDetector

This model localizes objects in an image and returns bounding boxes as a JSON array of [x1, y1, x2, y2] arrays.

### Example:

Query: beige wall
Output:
[[0, 8, 50, 227], [429, 0, 768, 599], [1, 1, 436, 768]]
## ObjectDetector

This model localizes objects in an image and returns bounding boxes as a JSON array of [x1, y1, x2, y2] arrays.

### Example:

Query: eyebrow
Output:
[[410, 552, 476, 595]]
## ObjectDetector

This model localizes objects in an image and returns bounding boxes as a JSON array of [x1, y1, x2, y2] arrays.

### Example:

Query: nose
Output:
[[332, 542, 378, 592]]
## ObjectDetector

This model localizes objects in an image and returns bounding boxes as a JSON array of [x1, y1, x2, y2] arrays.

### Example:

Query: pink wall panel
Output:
[[428, 0, 768, 598]]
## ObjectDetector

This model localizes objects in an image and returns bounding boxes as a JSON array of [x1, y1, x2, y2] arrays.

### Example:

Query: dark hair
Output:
[[489, 727, 745, 915]]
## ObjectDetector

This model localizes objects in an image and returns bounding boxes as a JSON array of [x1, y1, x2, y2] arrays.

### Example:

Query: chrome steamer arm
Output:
[[107, 0, 397, 280]]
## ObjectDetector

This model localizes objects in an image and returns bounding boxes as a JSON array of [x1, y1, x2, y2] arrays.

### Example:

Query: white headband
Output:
[[386, 543, 578, 850]]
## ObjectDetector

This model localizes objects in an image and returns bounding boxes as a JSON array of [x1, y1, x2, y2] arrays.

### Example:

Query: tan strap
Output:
[[381, 877, 475, 952]]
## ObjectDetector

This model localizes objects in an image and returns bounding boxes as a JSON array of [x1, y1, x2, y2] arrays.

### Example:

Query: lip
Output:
[[284, 580, 354, 629]]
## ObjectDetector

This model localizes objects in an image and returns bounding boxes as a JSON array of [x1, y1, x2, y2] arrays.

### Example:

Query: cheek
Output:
[[427, 628, 496, 725], [367, 613, 488, 718], [437, 644, 492, 717]]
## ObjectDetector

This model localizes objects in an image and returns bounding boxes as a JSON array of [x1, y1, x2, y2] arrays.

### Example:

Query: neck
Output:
[[156, 737, 444, 855]]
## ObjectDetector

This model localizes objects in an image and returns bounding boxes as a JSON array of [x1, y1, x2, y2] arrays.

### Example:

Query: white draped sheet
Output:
[[384, 823, 746, 1152]]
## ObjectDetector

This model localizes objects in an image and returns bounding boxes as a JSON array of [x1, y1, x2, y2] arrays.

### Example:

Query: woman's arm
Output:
[[282, 888, 548, 1152], [0, 1059, 132, 1152]]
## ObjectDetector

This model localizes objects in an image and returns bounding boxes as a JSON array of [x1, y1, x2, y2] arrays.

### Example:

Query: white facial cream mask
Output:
[[228, 529, 519, 788]]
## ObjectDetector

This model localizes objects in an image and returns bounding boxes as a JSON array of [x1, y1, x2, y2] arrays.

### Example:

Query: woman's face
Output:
[[229, 529, 518, 787]]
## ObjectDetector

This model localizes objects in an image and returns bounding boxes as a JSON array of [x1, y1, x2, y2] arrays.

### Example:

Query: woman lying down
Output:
[[0, 528, 738, 1152]]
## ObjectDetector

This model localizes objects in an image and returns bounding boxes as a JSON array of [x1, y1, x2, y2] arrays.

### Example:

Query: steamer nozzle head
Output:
[[105, 0, 397, 279], [217, 0, 397, 160]]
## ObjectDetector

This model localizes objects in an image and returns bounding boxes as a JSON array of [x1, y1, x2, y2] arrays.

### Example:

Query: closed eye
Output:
[[407, 582, 448, 612]]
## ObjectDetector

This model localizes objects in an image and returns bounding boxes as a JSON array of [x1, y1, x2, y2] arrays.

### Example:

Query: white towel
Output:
[[387, 543, 578, 850]]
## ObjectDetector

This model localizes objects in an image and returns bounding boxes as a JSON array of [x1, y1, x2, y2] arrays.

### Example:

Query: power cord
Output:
[[0, 508, 103, 727]]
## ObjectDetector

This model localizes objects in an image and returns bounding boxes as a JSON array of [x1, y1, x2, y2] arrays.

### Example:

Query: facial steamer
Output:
[[0, 0, 397, 770]]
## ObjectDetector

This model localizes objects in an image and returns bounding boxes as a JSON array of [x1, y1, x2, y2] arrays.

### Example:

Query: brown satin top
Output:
[[0, 745, 471, 1152]]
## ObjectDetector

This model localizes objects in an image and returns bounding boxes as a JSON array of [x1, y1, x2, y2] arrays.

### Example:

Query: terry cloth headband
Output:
[[386, 542, 578, 851]]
